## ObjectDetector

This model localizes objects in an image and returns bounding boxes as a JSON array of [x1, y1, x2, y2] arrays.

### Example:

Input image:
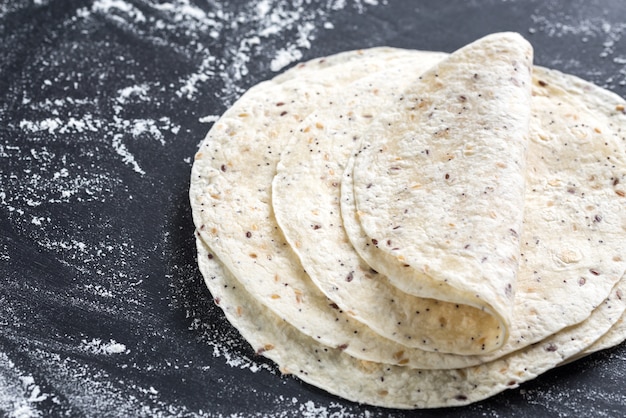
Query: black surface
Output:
[[1, 0, 626, 416]]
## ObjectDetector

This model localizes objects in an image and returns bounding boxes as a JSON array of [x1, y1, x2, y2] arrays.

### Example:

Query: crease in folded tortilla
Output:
[[348, 33, 533, 354]]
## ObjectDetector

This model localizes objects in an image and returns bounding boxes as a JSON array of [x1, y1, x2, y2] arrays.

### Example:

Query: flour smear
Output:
[[528, 8, 626, 87], [0, 0, 391, 416]]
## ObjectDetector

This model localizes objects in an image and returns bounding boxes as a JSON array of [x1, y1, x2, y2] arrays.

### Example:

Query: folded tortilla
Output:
[[344, 33, 531, 354], [191, 48, 472, 366]]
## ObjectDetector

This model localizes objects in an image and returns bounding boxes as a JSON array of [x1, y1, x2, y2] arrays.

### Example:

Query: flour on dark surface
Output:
[[1, 0, 625, 417]]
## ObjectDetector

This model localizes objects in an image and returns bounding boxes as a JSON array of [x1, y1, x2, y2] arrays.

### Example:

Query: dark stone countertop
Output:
[[1, 0, 625, 416]]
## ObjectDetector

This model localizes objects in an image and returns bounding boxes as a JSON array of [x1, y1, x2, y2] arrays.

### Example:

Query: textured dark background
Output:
[[1, 0, 626, 416]]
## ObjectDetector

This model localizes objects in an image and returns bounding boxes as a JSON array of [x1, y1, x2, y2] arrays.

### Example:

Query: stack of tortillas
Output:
[[189, 33, 626, 408]]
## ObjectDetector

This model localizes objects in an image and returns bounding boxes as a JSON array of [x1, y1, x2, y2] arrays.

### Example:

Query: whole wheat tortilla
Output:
[[190, 48, 489, 366], [339, 58, 626, 359], [195, 235, 626, 409], [274, 33, 532, 356], [271, 53, 502, 358], [190, 33, 626, 408], [348, 33, 532, 354], [273, 35, 626, 362]]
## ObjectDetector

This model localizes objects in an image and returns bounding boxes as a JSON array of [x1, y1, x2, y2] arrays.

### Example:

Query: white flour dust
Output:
[[0, 353, 56, 418], [4, 0, 625, 416], [528, 11, 626, 87], [80, 338, 128, 355], [10, 0, 384, 181], [1, 1, 387, 417]]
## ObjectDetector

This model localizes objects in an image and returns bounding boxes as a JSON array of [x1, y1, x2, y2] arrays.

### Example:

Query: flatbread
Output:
[[195, 236, 626, 408], [339, 59, 626, 358], [191, 48, 487, 366], [347, 33, 532, 354], [190, 33, 626, 408], [271, 54, 499, 357], [274, 34, 531, 356], [274, 36, 626, 362]]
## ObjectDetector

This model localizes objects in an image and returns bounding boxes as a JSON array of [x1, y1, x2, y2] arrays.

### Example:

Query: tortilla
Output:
[[274, 33, 531, 356], [346, 33, 531, 354], [339, 59, 626, 358], [195, 235, 626, 408], [190, 48, 488, 366], [274, 34, 626, 362], [190, 32, 626, 408], [271, 54, 502, 358]]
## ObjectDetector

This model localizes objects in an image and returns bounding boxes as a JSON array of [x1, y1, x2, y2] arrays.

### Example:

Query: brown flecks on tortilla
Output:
[[505, 283, 513, 298], [256, 344, 275, 355], [545, 343, 558, 352]]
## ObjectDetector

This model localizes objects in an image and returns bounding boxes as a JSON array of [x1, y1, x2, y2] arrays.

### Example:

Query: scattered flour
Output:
[[0, 353, 56, 418], [0, 243, 9, 262], [528, 11, 626, 87], [2, 0, 625, 416], [116, 84, 150, 104], [198, 115, 220, 124], [11, 0, 384, 178], [270, 46, 304, 72], [80, 338, 128, 356], [3, 2, 389, 415]]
